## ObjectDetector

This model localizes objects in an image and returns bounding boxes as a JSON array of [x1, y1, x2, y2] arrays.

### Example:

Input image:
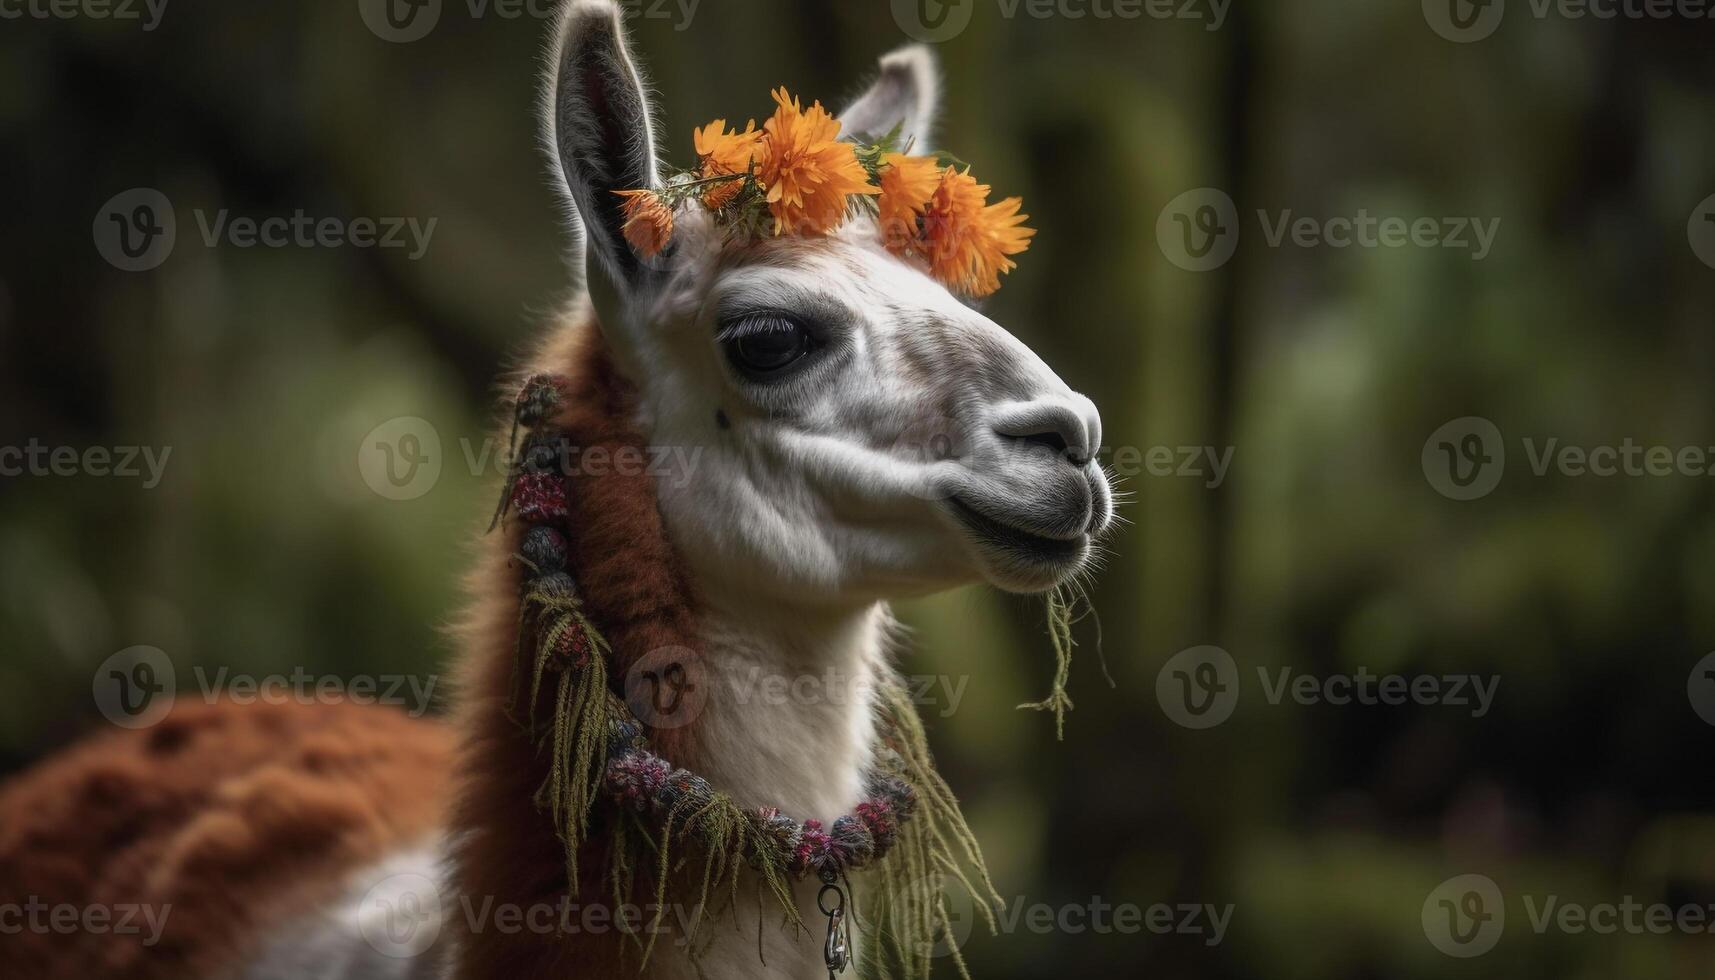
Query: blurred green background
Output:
[[4, 1, 1715, 977]]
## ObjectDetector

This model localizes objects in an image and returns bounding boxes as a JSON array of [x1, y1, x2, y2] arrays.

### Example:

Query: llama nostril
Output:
[[1019, 430, 1069, 456], [993, 402, 1091, 467]]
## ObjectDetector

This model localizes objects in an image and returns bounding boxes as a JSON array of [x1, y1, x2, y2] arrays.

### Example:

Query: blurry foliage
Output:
[[3, 2, 1715, 977]]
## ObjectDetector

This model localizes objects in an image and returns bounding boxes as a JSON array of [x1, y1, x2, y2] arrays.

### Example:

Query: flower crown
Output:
[[614, 87, 1034, 297]]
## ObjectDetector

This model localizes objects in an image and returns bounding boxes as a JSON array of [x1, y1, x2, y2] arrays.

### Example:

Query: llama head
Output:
[[546, 1, 1113, 608]]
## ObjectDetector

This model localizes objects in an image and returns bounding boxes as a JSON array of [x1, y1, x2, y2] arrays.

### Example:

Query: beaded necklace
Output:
[[491, 373, 997, 978]]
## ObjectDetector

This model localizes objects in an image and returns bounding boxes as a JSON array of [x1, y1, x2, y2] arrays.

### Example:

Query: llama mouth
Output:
[[946, 496, 1088, 567]]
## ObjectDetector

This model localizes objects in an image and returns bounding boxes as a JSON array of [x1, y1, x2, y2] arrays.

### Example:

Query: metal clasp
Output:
[[819, 879, 850, 977]]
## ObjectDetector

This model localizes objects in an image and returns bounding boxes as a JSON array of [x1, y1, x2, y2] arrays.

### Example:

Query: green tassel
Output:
[[514, 576, 617, 885], [864, 680, 1003, 980], [1016, 583, 1107, 741]]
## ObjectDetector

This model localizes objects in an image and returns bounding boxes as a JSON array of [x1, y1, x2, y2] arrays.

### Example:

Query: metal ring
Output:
[[818, 883, 845, 917]]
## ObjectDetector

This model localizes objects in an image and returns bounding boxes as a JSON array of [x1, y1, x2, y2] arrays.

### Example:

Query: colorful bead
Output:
[[855, 798, 897, 851], [792, 819, 834, 876], [520, 526, 568, 574], [516, 374, 570, 428], [521, 432, 569, 475], [606, 752, 671, 813], [829, 814, 874, 866], [513, 472, 569, 524]]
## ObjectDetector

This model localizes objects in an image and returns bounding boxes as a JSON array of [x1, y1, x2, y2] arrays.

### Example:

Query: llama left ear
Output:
[[546, 0, 661, 292], [839, 45, 939, 153]]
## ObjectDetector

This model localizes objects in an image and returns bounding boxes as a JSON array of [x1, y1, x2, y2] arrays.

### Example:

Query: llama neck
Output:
[[450, 323, 882, 978], [679, 598, 887, 823]]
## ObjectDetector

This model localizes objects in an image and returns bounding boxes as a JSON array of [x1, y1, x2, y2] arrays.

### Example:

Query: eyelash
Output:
[[716, 311, 803, 342]]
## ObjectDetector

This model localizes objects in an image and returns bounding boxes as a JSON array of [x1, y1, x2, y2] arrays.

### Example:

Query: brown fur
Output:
[[0, 697, 452, 980], [0, 312, 687, 980], [447, 311, 709, 978]]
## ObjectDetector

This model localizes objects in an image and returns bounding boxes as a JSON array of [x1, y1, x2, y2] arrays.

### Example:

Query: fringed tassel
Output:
[[867, 681, 1003, 980], [596, 774, 801, 971], [1017, 583, 1108, 741], [514, 572, 617, 884]]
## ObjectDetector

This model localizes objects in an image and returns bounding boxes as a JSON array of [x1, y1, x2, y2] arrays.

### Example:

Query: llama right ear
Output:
[[838, 45, 939, 153], [546, 0, 661, 292]]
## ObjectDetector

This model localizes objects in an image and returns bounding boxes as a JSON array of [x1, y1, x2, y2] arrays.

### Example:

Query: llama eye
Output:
[[721, 315, 814, 380]]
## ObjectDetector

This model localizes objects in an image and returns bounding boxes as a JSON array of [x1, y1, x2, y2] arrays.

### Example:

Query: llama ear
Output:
[[838, 45, 940, 153], [546, 0, 661, 292]]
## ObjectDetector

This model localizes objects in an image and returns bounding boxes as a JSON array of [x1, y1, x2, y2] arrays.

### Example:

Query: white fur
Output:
[[234, 844, 454, 980], [535, 5, 1114, 977]]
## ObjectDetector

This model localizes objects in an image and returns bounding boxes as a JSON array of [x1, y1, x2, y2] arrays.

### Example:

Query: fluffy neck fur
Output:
[[449, 310, 882, 979], [687, 598, 886, 821]]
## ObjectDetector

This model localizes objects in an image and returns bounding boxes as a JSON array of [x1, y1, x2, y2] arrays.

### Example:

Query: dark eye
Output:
[[721, 315, 815, 380]]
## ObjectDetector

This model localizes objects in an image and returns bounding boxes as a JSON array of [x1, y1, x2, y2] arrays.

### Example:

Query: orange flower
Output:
[[612, 189, 673, 258], [692, 118, 762, 209], [920, 167, 1034, 297], [757, 87, 877, 236], [876, 152, 942, 252]]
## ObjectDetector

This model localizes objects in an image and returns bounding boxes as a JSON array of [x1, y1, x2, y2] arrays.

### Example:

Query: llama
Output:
[[0, 3, 1112, 979]]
